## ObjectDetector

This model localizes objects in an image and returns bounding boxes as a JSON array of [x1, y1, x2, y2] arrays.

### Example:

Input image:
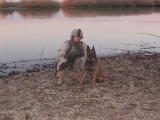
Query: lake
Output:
[[0, 8, 160, 63]]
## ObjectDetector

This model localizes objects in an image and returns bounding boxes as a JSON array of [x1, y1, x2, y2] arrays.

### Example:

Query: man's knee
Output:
[[56, 70, 65, 85]]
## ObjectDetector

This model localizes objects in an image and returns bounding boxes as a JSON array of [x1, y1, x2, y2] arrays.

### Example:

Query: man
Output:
[[56, 29, 88, 84]]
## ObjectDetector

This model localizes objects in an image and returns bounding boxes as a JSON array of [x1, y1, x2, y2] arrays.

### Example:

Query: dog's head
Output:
[[87, 45, 97, 63]]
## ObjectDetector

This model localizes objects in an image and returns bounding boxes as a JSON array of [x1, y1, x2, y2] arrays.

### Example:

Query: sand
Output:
[[0, 55, 160, 120]]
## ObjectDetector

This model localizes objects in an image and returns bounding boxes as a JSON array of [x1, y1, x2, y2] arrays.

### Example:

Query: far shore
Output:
[[1, 6, 160, 12], [1, 0, 160, 10]]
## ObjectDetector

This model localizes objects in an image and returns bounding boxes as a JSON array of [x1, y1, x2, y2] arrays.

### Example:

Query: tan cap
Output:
[[71, 29, 83, 39]]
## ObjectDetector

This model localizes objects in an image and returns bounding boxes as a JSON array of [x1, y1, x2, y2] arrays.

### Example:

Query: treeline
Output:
[[0, 0, 59, 9], [0, 0, 160, 9], [61, 0, 160, 8]]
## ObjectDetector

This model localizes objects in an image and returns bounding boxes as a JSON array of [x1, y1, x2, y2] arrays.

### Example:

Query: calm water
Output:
[[0, 8, 160, 63]]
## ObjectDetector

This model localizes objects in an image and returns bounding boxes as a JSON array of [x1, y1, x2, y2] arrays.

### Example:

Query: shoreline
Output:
[[1, 51, 160, 77]]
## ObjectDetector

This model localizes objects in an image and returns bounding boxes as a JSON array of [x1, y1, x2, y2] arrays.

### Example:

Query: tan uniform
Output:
[[57, 40, 88, 71], [56, 40, 88, 84]]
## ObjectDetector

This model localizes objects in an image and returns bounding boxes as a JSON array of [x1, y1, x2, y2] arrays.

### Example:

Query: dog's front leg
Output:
[[92, 72, 97, 84], [80, 71, 86, 85]]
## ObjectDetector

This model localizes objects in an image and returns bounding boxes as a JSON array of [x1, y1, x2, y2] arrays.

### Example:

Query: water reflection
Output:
[[0, 10, 14, 18], [0, 8, 160, 64], [0, 8, 59, 19], [1, 8, 160, 19], [17, 9, 59, 19], [62, 8, 160, 17]]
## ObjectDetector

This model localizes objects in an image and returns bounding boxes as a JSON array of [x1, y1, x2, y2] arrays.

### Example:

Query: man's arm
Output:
[[57, 41, 69, 71]]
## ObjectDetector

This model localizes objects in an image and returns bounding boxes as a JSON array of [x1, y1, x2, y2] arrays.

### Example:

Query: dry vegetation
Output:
[[61, 0, 160, 8]]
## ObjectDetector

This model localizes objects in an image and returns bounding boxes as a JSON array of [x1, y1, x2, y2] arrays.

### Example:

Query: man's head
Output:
[[71, 29, 83, 43]]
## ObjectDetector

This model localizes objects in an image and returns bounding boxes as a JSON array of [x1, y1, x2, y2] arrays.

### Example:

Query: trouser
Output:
[[55, 57, 86, 84], [56, 69, 66, 85]]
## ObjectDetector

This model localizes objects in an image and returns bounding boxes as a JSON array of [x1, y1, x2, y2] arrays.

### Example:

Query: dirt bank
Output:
[[0, 55, 160, 120]]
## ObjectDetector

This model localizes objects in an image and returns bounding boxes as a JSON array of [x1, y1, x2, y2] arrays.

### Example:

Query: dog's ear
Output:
[[92, 46, 95, 50], [92, 45, 97, 57], [87, 45, 90, 53], [87, 45, 90, 49], [92, 45, 96, 53]]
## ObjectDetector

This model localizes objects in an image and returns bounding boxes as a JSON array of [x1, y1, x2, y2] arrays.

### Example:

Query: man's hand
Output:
[[59, 62, 68, 70]]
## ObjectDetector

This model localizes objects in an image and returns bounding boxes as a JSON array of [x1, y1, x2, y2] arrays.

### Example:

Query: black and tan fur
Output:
[[80, 46, 105, 84]]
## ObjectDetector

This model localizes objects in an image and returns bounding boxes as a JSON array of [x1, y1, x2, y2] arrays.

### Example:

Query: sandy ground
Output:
[[0, 55, 160, 120]]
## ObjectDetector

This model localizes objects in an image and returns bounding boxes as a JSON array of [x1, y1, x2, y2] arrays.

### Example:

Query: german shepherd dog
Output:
[[80, 46, 105, 84]]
